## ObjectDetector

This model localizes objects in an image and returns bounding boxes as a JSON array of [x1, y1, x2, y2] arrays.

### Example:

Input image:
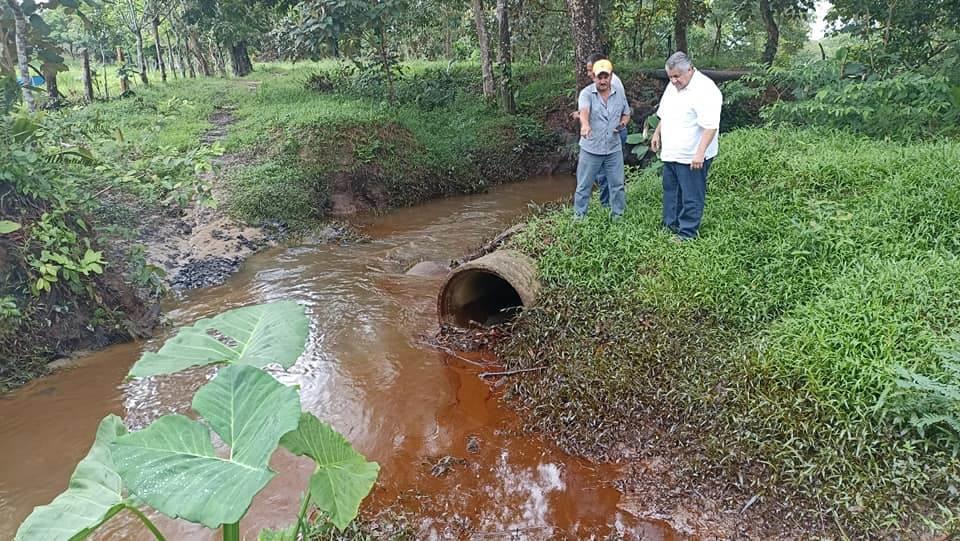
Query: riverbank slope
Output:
[[501, 127, 960, 537]]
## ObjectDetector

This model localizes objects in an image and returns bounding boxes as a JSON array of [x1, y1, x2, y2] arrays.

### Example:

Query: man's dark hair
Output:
[[586, 52, 607, 64]]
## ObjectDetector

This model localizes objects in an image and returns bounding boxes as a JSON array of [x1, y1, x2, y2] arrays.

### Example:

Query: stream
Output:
[[0, 176, 680, 540]]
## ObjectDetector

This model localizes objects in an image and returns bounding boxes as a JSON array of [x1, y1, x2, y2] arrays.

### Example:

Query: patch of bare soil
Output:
[[140, 103, 282, 291]]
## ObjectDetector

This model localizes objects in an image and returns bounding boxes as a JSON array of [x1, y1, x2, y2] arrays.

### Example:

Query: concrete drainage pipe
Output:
[[437, 249, 540, 328]]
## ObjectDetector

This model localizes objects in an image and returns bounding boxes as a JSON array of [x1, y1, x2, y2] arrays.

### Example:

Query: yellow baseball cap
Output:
[[592, 59, 613, 76]]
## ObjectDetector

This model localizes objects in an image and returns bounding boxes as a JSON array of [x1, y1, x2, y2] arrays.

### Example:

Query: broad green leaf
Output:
[[625, 133, 645, 145], [113, 365, 300, 528], [632, 145, 650, 158], [16, 415, 128, 541], [28, 13, 51, 35], [128, 301, 309, 377], [192, 364, 301, 466], [281, 413, 380, 531], [0, 220, 21, 234]]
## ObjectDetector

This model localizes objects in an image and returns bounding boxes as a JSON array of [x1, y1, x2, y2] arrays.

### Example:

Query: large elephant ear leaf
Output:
[[112, 365, 301, 528], [16, 415, 128, 541], [280, 413, 380, 531], [128, 301, 309, 377]]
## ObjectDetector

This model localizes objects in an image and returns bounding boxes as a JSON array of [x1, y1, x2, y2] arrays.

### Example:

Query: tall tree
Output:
[[828, 0, 960, 68], [7, 0, 34, 111], [152, 15, 166, 81], [673, 0, 689, 53], [495, 0, 515, 113], [758, 0, 778, 64], [565, 0, 602, 89], [117, 0, 153, 84], [472, 0, 496, 99]]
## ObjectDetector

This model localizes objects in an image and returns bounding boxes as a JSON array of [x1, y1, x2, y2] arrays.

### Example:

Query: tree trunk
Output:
[[495, 0, 516, 114], [152, 17, 166, 82], [117, 46, 130, 94], [135, 28, 149, 84], [190, 31, 211, 76], [565, 0, 602, 90], [443, 19, 452, 59], [165, 31, 178, 79], [759, 0, 779, 65], [212, 42, 227, 77], [472, 0, 496, 99], [229, 41, 253, 77], [10, 1, 35, 112], [185, 37, 196, 77], [100, 44, 110, 99], [674, 0, 689, 53], [42, 67, 61, 109], [175, 30, 190, 77], [713, 19, 722, 56], [81, 49, 94, 102]]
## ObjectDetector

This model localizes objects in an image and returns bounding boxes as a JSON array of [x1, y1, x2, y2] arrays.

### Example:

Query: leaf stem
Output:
[[292, 490, 312, 540], [126, 505, 167, 541], [222, 521, 240, 541]]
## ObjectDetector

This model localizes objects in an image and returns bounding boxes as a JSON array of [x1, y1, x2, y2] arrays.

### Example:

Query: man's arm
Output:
[[691, 83, 722, 169], [691, 128, 717, 170], [579, 107, 591, 138], [651, 121, 662, 153]]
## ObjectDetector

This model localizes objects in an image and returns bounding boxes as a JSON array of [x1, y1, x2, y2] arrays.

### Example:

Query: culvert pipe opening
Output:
[[437, 249, 540, 328]]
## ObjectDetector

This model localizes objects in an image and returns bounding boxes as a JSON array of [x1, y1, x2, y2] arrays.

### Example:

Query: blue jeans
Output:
[[662, 159, 712, 238], [576, 149, 625, 217], [595, 128, 629, 207]]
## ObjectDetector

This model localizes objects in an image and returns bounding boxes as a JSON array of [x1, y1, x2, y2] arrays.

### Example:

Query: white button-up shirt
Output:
[[656, 70, 723, 164]]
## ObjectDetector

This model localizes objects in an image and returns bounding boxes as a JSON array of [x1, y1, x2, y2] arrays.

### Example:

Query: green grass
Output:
[[506, 127, 960, 536], [210, 61, 563, 226], [32, 60, 566, 228]]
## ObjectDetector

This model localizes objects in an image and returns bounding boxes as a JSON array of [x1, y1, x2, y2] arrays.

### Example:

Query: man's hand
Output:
[[580, 124, 592, 138], [569, 110, 580, 120], [650, 132, 661, 153], [691, 150, 705, 169]]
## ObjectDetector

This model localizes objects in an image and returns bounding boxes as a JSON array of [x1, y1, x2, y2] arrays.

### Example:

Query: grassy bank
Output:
[[55, 60, 573, 227], [503, 127, 960, 536], [208, 61, 566, 226]]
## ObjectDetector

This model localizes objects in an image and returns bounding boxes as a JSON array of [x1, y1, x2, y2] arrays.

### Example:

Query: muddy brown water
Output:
[[0, 176, 681, 540]]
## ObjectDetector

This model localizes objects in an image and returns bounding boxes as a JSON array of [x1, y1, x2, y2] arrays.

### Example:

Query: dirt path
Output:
[[141, 91, 281, 291]]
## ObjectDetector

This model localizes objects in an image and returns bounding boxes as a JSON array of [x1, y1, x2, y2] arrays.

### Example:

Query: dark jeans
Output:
[[662, 159, 712, 239], [596, 128, 629, 207]]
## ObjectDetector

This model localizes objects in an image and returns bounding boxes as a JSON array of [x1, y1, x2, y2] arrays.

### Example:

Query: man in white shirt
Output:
[[650, 51, 722, 240]]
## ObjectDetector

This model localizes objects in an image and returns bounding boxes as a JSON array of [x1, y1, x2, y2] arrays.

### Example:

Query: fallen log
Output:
[[637, 69, 750, 82]]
